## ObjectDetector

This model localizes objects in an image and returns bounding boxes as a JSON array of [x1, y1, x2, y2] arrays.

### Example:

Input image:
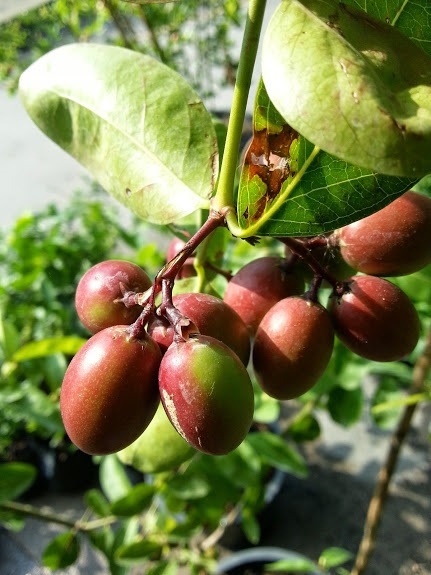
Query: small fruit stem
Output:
[[279, 237, 340, 290], [351, 326, 431, 575], [158, 279, 199, 340]]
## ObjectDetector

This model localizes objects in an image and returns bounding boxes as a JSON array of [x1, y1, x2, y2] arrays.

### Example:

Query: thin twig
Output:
[[0, 500, 118, 532], [351, 327, 431, 575]]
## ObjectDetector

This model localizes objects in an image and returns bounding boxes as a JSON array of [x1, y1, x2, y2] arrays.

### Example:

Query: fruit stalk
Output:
[[351, 326, 431, 575], [279, 236, 340, 290]]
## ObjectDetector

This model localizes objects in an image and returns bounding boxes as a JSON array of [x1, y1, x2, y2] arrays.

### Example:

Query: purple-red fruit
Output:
[[337, 191, 431, 277], [75, 260, 152, 334], [253, 297, 334, 400], [60, 326, 162, 455], [148, 293, 251, 365], [223, 256, 304, 335], [158, 335, 254, 455], [328, 275, 420, 362]]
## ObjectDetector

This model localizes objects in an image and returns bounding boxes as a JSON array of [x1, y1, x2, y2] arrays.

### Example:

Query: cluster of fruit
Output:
[[60, 190, 431, 460]]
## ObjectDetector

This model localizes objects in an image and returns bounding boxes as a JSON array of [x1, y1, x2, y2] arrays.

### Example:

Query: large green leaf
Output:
[[237, 81, 415, 236], [19, 44, 218, 225], [262, 0, 431, 177], [345, 0, 431, 57]]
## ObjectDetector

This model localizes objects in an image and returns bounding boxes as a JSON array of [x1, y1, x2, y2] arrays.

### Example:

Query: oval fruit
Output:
[[148, 293, 251, 365], [117, 403, 196, 474], [223, 256, 304, 335], [328, 275, 420, 362], [337, 191, 431, 276], [75, 259, 152, 334], [158, 335, 254, 455], [60, 326, 162, 455], [253, 297, 334, 400]]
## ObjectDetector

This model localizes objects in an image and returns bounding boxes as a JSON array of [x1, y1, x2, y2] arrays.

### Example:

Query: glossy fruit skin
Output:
[[338, 191, 431, 276], [148, 293, 251, 365], [75, 260, 152, 334], [60, 326, 162, 455], [117, 403, 196, 474], [328, 275, 420, 362], [253, 297, 334, 400], [223, 256, 305, 335], [158, 335, 254, 455]]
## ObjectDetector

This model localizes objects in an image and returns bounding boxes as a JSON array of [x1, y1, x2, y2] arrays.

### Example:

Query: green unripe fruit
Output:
[[60, 326, 162, 455], [253, 297, 334, 399], [117, 403, 196, 473], [158, 335, 254, 455]]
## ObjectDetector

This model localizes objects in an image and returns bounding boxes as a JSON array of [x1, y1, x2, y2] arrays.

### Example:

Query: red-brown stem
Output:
[[127, 210, 226, 338], [279, 236, 340, 289]]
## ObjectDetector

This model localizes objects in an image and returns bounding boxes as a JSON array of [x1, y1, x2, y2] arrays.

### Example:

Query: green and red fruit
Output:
[[223, 256, 304, 335], [328, 275, 420, 362], [158, 334, 254, 455], [253, 297, 334, 400], [149, 293, 251, 365], [336, 191, 431, 277], [60, 326, 162, 455], [118, 403, 196, 474], [75, 260, 152, 334]]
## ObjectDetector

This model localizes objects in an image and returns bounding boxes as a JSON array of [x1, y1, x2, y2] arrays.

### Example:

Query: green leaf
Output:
[[266, 557, 319, 573], [147, 560, 179, 575], [11, 336, 87, 361], [0, 308, 20, 361], [318, 547, 353, 569], [343, 0, 431, 57], [115, 538, 162, 564], [327, 386, 363, 427], [262, 0, 431, 177], [99, 455, 132, 503], [245, 431, 308, 477], [84, 488, 111, 517], [167, 474, 211, 500], [288, 413, 321, 442], [0, 463, 37, 503], [19, 44, 218, 225], [237, 80, 415, 236], [110, 483, 155, 517], [42, 532, 80, 570], [241, 508, 260, 544]]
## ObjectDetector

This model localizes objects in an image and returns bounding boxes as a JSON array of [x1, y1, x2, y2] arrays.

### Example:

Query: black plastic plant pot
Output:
[[215, 546, 323, 575]]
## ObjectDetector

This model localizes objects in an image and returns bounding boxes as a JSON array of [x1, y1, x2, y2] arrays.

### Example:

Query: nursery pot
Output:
[[215, 546, 323, 575]]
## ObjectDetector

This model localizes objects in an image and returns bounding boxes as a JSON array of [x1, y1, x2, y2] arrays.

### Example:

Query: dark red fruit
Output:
[[328, 275, 420, 362], [337, 191, 431, 276], [75, 260, 152, 334], [148, 293, 251, 365], [60, 326, 162, 455], [253, 297, 334, 400], [158, 334, 254, 455], [223, 256, 304, 335]]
